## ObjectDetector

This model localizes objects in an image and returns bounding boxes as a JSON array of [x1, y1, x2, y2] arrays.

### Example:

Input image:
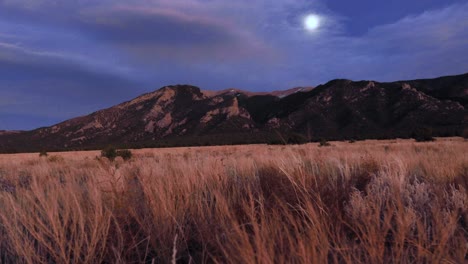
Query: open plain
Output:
[[0, 138, 466, 263]]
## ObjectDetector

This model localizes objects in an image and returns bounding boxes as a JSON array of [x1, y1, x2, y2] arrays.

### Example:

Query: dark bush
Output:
[[462, 128, 468, 140], [319, 139, 331, 147], [267, 139, 285, 145], [102, 146, 132, 161], [101, 146, 117, 161], [412, 127, 435, 142], [39, 151, 48, 157], [117, 149, 133, 161], [287, 133, 308, 145]]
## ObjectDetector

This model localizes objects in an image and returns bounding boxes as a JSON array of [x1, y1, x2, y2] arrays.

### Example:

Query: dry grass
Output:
[[0, 138, 466, 263]]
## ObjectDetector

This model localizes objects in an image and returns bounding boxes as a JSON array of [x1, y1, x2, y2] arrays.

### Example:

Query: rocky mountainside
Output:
[[0, 73, 466, 152], [0, 131, 23, 137]]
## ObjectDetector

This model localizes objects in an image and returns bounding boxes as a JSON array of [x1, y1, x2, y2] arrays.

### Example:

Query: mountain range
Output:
[[0, 73, 467, 153]]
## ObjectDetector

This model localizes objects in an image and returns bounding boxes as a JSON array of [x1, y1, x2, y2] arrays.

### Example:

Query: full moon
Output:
[[304, 14, 320, 31]]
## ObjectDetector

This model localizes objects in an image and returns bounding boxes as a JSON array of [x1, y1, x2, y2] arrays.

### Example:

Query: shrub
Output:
[[462, 128, 468, 140], [101, 146, 132, 161], [101, 146, 117, 161], [412, 127, 435, 142], [287, 133, 308, 145], [47, 155, 64, 163], [319, 139, 331, 147], [117, 149, 133, 161], [39, 151, 48, 157]]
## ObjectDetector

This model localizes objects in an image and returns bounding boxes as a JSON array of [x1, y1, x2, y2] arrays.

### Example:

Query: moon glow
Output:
[[304, 14, 320, 31]]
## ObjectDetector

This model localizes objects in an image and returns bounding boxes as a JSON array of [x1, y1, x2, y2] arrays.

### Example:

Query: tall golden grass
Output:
[[0, 138, 466, 263]]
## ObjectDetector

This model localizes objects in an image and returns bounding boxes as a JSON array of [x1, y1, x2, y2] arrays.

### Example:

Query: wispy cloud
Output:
[[274, 2, 468, 84], [77, 6, 270, 62], [0, 39, 146, 124], [1, 0, 466, 84]]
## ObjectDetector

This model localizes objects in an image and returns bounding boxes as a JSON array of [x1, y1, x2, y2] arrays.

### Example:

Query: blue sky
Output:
[[0, 0, 467, 130]]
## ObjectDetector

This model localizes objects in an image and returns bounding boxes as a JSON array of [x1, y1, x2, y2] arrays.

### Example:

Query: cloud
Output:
[[1, 0, 466, 85], [0, 0, 328, 64], [278, 2, 468, 84], [366, 3, 468, 52], [0, 40, 148, 125], [354, 2, 468, 80], [0, 0, 273, 62], [77, 6, 269, 61], [0, 41, 136, 86]]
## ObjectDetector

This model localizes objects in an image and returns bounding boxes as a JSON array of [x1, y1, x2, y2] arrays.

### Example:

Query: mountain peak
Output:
[[161, 84, 201, 91], [0, 73, 466, 153]]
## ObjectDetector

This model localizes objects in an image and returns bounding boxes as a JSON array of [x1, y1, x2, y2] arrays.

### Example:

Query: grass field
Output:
[[0, 138, 466, 263]]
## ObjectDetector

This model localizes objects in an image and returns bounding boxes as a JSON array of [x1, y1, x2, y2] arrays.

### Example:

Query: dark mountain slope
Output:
[[0, 74, 466, 153], [395, 73, 468, 106]]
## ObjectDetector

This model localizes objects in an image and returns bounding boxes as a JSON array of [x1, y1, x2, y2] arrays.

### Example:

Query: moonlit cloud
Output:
[[271, 2, 468, 85], [77, 6, 269, 62]]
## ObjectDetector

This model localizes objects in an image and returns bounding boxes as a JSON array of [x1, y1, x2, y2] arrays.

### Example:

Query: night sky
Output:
[[1, 0, 467, 130]]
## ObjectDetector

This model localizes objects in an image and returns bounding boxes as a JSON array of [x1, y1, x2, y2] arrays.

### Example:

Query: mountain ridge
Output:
[[0, 73, 466, 153]]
